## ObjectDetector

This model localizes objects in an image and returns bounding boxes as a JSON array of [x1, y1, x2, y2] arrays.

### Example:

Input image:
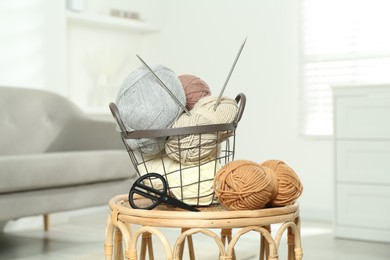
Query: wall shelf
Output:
[[66, 11, 158, 34]]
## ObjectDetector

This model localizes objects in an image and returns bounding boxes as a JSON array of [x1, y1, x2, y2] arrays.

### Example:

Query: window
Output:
[[301, 0, 390, 136]]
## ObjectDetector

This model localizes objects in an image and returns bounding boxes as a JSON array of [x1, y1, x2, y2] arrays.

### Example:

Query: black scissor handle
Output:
[[129, 173, 166, 210], [129, 173, 199, 212], [134, 172, 167, 194]]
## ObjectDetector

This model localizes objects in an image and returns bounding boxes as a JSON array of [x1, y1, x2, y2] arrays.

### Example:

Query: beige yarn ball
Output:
[[165, 96, 238, 164], [165, 112, 220, 164], [193, 95, 238, 124]]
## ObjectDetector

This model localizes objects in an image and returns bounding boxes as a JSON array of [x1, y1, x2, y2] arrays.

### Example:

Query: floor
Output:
[[0, 207, 389, 260]]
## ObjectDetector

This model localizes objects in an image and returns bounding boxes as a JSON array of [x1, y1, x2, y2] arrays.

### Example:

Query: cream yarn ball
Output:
[[193, 95, 238, 124], [116, 64, 186, 156], [165, 112, 220, 164], [136, 153, 219, 205], [166, 159, 221, 206], [165, 96, 238, 164], [136, 152, 176, 190]]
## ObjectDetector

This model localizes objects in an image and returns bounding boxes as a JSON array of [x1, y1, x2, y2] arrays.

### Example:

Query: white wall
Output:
[[0, 0, 67, 94], [137, 0, 334, 220]]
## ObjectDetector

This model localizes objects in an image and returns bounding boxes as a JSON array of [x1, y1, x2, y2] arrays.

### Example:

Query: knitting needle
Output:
[[136, 54, 191, 115], [214, 37, 247, 111]]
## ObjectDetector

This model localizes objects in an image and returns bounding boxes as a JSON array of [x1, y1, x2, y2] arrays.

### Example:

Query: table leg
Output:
[[114, 227, 124, 259], [179, 228, 195, 260], [260, 225, 271, 260], [187, 233, 195, 260], [221, 229, 236, 260], [147, 234, 154, 260], [104, 214, 114, 260], [140, 232, 154, 260], [294, 217, 303, 260], [287, 227, 295, 260], [178, 237, 185, 259]]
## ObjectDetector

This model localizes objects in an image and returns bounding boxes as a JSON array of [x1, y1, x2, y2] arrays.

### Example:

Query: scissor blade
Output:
[[214, 37, 247, 111], [132, 188, 160, 201], [166, 196, 200, 212]]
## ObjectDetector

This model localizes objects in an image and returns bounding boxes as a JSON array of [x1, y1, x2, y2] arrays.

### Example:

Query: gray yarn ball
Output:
[[116, 64, 186, 155]]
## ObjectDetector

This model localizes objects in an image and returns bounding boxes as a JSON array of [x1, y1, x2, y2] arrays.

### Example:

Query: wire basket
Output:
[[109, 93, 246, 207]]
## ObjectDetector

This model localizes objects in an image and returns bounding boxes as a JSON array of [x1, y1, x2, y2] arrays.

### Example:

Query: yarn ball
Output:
[[136, 152, 219, 205], [166, 159, 221, 206], [136, 152, 175, 190], [178, 74, 211, 110], [213, 160, 278, 210], [165, 96, 238, 164], [116, 64, 186, 155], [261, 160, 303, 207], [193, 95, 238, 124], [164, 112, 220, 164]]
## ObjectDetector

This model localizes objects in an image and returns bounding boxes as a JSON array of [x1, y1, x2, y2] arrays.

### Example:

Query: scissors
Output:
[[129, 173, 199, 212]]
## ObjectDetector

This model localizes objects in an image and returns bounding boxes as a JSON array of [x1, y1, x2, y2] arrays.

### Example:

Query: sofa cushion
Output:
[[0, 87, 82, 156], [0, 150, 136, 193]]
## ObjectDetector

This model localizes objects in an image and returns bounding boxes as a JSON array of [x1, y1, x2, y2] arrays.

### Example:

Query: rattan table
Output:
[[104, 194, 303, 260]]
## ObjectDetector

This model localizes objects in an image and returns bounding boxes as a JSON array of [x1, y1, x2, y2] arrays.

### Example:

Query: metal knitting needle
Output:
[[136, 54, 191, 115], [214, 37, 247, 111]]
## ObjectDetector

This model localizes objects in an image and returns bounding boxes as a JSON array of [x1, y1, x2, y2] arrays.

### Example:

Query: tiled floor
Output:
[[0, 207, 389, 260]]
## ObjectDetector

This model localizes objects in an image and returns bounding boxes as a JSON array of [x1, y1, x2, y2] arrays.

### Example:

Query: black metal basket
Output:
[[110, 93, 246, 206]]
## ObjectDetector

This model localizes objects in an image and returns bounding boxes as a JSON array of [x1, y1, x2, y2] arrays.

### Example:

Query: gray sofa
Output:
[[0, 86, 137, 229]]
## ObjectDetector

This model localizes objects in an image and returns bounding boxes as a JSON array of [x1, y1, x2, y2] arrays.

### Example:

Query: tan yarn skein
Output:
[[261, 160, 303, 207], [214, 160, 278, 210]]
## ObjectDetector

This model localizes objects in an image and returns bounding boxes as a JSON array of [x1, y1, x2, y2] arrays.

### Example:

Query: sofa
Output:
[[0, 86, 137, 230]]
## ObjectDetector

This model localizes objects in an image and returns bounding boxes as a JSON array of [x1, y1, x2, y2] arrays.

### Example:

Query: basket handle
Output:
[[109, 102, 128, 134], [234, 93, 246, 125]]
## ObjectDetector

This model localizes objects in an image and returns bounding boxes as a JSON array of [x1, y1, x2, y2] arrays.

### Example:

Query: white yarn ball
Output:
[[136, 152, 176, 190], [116, 64, 186, 155], [166, 160, 221, 205], [136, 153, 220, 205]]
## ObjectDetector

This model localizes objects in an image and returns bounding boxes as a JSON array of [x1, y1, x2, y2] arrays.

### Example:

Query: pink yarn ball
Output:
[[178, 74, 211, 110]]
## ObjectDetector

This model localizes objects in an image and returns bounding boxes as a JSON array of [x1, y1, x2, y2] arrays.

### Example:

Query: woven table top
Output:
[[109, 194, 299, 229]]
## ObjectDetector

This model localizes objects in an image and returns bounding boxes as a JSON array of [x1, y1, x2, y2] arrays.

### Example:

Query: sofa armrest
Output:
[[47, 115, 125, 152]]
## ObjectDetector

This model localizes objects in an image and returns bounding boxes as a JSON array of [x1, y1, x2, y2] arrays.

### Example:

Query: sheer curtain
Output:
[[301, 0, 390, 136]]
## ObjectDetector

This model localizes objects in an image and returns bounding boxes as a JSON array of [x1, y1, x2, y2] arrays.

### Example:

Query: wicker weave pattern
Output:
[[104, 194, 303, 260]]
